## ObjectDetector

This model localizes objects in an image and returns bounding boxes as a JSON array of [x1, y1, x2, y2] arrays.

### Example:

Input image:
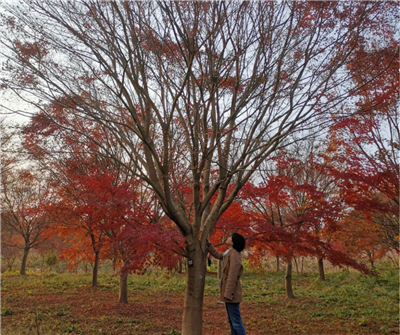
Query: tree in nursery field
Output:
[[23, 112, 182, 299], [322, 30, 399, 251], [47, 158, 182, 295], [331, 210, 391, 270], [0, 119, 22, 272], [99, 179, 183, 303], [0, 168, 53, 275], [47, 162, 137, 288], [23, 112, 129, 286], [241, 142, 370, 298], [1, 1, 396, 333]]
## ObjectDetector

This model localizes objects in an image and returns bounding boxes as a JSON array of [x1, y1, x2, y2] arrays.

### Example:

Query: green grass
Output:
[[1, 264, 398, 334]]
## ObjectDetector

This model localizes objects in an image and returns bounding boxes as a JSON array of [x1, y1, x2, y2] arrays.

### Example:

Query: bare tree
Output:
[[0, 1, 396, 333]]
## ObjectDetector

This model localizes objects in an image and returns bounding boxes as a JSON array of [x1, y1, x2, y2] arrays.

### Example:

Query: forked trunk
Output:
[[20, 247, 30, 276], [92, 250, 100, 287], [318, 256, 325, 281], [285, 259, 295, 299], [181, 246, 207, 335], [119, 271, 128, 303]]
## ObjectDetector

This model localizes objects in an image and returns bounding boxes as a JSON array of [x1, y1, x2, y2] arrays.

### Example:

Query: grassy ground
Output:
[[1, 264, 398, 335]]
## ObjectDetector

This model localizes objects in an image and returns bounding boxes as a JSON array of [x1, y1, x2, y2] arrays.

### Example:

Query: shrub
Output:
[[45, 253, 58, 268]]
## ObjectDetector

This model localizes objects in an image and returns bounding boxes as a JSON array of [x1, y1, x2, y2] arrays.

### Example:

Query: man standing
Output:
[[207, 233, 246, 335]]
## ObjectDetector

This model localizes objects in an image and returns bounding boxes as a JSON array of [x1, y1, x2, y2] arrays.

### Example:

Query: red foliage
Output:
[[237, 149, 371, 274], [322, 32, 399, 251], [14, 41, 49, 60], [23, 99, 184, 273]]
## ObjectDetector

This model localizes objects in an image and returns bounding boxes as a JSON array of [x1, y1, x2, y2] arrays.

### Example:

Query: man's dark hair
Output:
[[232, 233, 245, 252]]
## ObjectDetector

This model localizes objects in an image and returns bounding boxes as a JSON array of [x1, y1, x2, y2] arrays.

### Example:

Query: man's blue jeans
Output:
[[225, 303, 246, 335]]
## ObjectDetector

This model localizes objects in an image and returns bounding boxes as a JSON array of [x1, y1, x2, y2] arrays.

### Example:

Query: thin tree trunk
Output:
[[294, 257, 300, 275], [369, 259, 375, 269], [92, 250, 100, 287], [20, 247, 30, 276], [119, 256, 129, 303], [112, 250, 118, 274], [301, 257, 304, 275], [318, 256, 325, 281], [276, 255, 280, 272], [177, 258, 183, 274], [181, 246, 207, 335], [285, 259, 295, 299], [119, 271, 128, 303]]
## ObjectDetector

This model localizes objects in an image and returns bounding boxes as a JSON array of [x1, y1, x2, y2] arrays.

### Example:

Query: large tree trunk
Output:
[[92, 250, 100, 287], [285, 259, 295, 299], [181, 245, 207, 335], [318, 256, 325, 281], [20, 246, 30, 276]]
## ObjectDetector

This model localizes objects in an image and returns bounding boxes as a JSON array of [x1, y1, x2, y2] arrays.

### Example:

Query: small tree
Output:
[[1, 169, 52, 275], [242, 142, 370, 297]]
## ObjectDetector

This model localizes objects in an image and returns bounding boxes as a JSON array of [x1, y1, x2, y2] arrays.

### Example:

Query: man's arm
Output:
[[207, 242, 224, 260]]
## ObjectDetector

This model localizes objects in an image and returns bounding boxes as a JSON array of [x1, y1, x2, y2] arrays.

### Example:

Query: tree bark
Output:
[[92, 250, 100, 287], [112, 250, 118, 275], [318, 256, 325, 281], [294, 257, 300, 275], [119, 256, 129, 303], [176, 258, 183, 274], [276, 255, 280, 272], [20, 246, 30, 276], [119, 271, 129, 303], [182, 246, 207, 335], [369, 259, 375, 269], [285, 259, 295, 299]]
